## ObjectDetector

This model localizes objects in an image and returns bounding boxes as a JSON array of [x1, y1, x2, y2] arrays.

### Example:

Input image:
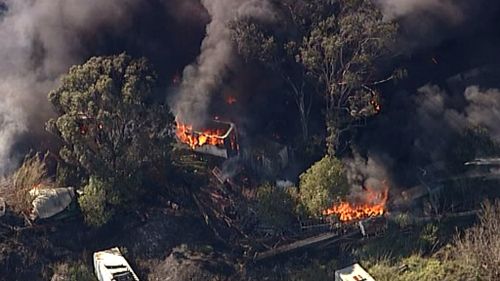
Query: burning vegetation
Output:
[[323, 184, 389, 222]]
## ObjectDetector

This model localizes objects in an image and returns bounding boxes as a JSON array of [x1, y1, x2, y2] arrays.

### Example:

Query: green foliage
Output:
[[354, 222, 443, 262], [298, 156, 348, 216], [418, 223, 439, 251], [53, 262, 97, 281], [298, 0, 397, 155], [231, 21, 277, 65], [232, 0, 398, 154], [55, 162, 84, 187], [392, 212, 412, 228], [231, 0, 336, 141], [47, 53, 175, 225], [254, 183, 297, 232], [363, 201, 500, 281], [78, 176, 113, 227], [367, 255, 472, 281]]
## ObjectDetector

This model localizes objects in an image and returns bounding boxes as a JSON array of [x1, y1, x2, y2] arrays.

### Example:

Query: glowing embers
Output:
[[370, 92, 382, 114], [323, 182, 389, 223], [226, 96, 237, 105]]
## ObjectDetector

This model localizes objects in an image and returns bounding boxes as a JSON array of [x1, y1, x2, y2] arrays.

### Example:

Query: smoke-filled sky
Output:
[[0, 0, 207, 175], [172, 0, 276, 126], [0, 0, 142, 174], [1, 0, 500, 181]]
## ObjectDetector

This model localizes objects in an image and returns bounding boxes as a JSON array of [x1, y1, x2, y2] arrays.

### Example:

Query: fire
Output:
[[226, 96, 237, 105], [323, 184, 389, 222], [370, 94, 381, 113], [175, 122, 225, 149]]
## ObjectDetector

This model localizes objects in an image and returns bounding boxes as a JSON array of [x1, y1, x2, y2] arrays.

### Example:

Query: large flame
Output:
[[176, 122, 225, 149], [323, 183, 389, 222]]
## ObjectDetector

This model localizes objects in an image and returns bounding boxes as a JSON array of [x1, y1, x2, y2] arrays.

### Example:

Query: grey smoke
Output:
[[462, 86, 500, 141], [172, 0, 275, 126], [343, 152, 392, 202], [416, 85, 500, 142], [375, 0, 500, 50], [377, 0, 464, 22], [0, 0, 141, 175]]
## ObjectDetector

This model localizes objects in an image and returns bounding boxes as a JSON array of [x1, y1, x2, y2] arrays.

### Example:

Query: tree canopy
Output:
[[299, 155, 349, 216], [232, 0, 399, 155], [47, 53, 175, 226]]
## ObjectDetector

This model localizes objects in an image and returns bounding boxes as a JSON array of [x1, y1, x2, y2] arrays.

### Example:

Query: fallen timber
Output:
[[252, 209, 479, 262], [254, 230, 360, 261]]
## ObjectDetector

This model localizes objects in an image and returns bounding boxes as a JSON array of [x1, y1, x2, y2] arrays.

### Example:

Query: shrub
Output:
[[78, 176, 113, 227], [368, 255, 471, 281], [365, 201, 500, 281], [453, 200, 500, 280], [298, 156, 349, 216], [1, 153, 54, 214], [418, 223, 439, 252], [254, 183, 297, 232]]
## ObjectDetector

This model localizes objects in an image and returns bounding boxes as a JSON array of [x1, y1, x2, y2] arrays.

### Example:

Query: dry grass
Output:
[[0, 153, 54, 215], [367, 200, 500, 281], [453, 200, 500, 280]]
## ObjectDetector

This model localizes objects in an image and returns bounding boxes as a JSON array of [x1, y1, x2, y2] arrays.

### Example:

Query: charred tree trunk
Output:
[[296, 88, 310, 143], [284, 75, 311, 143]]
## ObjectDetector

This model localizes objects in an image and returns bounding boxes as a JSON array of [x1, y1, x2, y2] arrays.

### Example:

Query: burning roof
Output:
[[176, 119, 239, 159]]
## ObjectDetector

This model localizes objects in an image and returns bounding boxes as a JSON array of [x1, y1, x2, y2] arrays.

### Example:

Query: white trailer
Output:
[[93, 247, 139, 281], [335, 263, 376, 281]]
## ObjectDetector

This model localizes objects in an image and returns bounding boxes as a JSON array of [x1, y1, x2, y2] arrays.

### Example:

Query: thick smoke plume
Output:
[[172, 0, 275, 126], [356, 81, 500, 190], [417, 85, 500, 142], [0, 0, 143, 175]]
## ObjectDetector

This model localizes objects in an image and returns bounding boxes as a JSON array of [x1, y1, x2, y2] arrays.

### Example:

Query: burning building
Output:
[[176, 119, 239, 159]]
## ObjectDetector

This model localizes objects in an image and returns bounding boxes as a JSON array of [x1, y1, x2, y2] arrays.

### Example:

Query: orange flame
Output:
[[226, 96, 237, 105], [370, 97, 381, 113], [176, 122, 225, 149], [323, 184, 389, 222]]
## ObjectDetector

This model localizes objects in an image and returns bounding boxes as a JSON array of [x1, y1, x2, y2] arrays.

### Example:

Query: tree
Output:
[[47, 53, 175, 224], [233, 1, 400, 155], [78, 176, 112, 227], [231, 0, 332, 141], [298, 0, 399, 155], [298, 155, 349, 216]]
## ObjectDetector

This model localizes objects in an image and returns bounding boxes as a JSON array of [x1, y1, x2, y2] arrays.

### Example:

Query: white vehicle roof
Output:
[[335, 263, 375, 281], [94, 247, 139, 281]]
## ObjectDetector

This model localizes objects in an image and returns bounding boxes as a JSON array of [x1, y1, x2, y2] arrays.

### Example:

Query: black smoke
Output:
[[352, 2, 500, 189], [0, 0, 209, 175]]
